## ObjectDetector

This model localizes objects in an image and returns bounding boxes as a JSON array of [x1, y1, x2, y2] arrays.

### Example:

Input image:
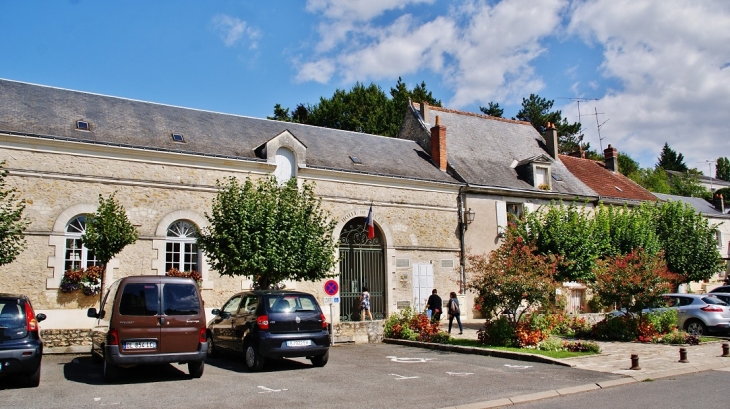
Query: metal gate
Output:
[[339, 218, 385, 321]]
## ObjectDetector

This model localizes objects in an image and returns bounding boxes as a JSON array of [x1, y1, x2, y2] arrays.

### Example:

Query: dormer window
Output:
[[515, 154, 553, 191], [274, 147, 296, 184], [76, 120, 89, 131], [535, 166, 549, 190]]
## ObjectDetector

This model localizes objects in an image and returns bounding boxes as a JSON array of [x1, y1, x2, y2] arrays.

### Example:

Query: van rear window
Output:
[[163, 284, 201, 315], [119, 284, 159, 316]]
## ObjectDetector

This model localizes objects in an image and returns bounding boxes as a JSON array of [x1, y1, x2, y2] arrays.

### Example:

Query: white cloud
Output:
[[295, 59, 336, 84], [212, 14, 261, 49], [567, 0, 730, 167]]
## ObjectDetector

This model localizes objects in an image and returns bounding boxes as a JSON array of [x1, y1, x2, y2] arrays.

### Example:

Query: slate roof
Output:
[[559, 154, 657, 202], [404, 105, 596, 197], [0, 79, 458, 185], [654, 193, 730, 217]]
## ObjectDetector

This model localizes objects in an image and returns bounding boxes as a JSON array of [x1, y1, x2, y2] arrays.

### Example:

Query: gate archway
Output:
[[338, 217, 386, 321]]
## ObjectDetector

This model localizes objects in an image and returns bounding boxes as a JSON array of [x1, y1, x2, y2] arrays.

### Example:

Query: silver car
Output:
[[662, 293, 730, 335]]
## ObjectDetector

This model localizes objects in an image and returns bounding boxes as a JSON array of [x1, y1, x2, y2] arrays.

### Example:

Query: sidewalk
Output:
[[439, 317, 730, 377]]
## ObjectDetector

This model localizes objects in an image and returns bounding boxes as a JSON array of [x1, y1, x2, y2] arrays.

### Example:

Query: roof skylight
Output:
[[350, 156, 362, 164], [76, 120, 89, 131], [171, 133, 185, 143]]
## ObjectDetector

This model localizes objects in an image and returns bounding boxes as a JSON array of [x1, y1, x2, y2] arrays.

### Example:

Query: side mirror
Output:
[[211, 309, 221, 316], [35, 313, 47, 322], [87, 308, 99, 318]]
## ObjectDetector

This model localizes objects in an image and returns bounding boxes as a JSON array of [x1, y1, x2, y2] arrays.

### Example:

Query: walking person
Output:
[[447, 292, 463, 334], [426, 289, 442, 323], [360, 286, 373, 321]]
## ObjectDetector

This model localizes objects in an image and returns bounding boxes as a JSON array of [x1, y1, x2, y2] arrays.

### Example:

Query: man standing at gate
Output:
[[426, 289, 442, 323]]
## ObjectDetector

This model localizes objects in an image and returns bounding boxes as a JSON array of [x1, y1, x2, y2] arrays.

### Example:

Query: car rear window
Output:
[[266, 294, 319, 313], [163, 284, 201, 315], [119, 284, 159, 316], [0, 299, 27, 340], [702, 297, 728, 306]]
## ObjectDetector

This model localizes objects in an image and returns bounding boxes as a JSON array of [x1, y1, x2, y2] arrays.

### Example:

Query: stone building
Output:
[[0, 79, 464, 341]]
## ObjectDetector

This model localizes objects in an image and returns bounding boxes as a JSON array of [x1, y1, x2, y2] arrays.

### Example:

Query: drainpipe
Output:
[[458, 187, 467, 294]]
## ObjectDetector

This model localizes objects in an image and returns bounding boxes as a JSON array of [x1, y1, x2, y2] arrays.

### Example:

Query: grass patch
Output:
[[445, 338, 598, 359]]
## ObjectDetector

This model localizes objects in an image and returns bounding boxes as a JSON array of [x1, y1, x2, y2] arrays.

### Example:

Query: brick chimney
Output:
[[420, 101, 429, 124], [604, 144, 618, 172], [430, 115, 447, 171], [714, 193, 726, 213], [543, 122, 558, 159]]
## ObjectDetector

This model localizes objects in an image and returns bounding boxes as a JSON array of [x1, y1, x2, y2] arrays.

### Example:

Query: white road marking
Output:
[[385, 356, 436, 363], [504, 364, 532, 369], [389, 373, 420, 380], [258, 385, 289, 393], [446, 372, 474, 376]]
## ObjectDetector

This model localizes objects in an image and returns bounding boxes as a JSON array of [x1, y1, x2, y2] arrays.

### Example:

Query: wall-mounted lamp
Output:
[[465, 208, 475, 224]]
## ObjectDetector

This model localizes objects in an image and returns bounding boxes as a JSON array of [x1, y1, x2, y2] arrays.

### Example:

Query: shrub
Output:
[[563, 340, 601, 353], [383, 307, 444, 342], [477, 316, 515, 346], [591, 315, 639, 341], [537, 337, 564, 351], [645, 309, 677, 334]]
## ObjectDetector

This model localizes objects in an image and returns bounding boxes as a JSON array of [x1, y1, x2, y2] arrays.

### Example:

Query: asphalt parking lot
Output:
[[0, 343, 624, 408]]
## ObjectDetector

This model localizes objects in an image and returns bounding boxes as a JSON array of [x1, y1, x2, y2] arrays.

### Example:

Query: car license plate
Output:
[[287, 340, 311, 347], [123, 341, 157, 350]]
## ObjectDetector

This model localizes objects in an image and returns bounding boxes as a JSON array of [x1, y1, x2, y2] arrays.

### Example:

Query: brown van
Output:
[[87, 275, 207, 382]]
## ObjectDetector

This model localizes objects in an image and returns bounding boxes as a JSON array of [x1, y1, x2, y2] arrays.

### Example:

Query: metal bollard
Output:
[[630, 354, 641, 370], [722, 343, 730, 357], [678, 347, 689, 363]]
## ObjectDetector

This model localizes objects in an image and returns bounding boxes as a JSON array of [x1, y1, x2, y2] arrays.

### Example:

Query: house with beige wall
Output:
[[0, 79, 465, 342]]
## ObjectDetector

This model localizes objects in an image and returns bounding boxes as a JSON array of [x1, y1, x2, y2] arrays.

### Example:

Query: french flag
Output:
[[365, 205, 375, 240]]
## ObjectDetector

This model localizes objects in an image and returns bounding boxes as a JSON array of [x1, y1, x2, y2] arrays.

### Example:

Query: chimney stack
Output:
[[543, 122, 558, 159], [604, 144, 618, 173], [714, 193, 726, 213], [430, 115, 447, 171], [420, 101, 429, 124]]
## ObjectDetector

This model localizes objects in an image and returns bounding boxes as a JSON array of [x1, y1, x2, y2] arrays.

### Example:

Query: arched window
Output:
[[274, 147, 296, 184], [165, 220, 199, 273], [64, 215, 99, 271]]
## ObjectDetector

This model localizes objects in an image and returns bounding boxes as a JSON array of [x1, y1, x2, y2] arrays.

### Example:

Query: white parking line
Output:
[[446, 372, 474, 376], [389, 373, 420, 380], [386, 356, 436, 363], [504, 364, 532, 369], [258, 386, 289, 393]]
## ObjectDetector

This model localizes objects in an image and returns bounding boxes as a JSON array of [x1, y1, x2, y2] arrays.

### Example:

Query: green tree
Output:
[[270, 78, 441, 137], [617, 153, 640, 177], [82, 193, 139, 304], [593, 203, 661, 258], [653, 200, 724, 284], [514, 94, 583, 154], [668, 171, 710, 199], [479, 102, 504, 118], [513, 202, 604, 283], [592, 249, 676, 317], [629, 167, 671, 193], [198, 176, 337, 289], [716, 157, 730, 181], [468, 233, 559, 326], [0, 161, 30, 266], [656, 142, 688, 172]]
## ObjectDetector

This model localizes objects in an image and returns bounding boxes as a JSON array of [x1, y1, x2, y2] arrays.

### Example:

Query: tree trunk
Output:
[[99, 262, 108, 307]]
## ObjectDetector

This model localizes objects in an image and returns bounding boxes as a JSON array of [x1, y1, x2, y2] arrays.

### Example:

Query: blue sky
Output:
[[1, 0, 728, 172]]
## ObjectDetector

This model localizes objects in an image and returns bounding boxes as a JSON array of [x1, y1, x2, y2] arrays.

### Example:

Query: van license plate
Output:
[[123, 341, 157, 350], [287, 340, 311, 347]]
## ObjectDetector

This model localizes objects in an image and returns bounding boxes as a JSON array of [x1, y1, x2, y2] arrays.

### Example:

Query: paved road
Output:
[[0, 344, 622, 408], [511, 368, 730, 408]]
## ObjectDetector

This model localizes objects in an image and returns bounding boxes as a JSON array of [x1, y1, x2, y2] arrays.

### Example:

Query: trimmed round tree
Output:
[[198, 176, 337, 289], [81, 193, 139, 304]]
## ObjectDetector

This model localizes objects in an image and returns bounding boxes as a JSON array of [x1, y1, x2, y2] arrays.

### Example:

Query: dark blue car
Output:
[[0, 294, 47, 387], [207, 290, 330, 371]]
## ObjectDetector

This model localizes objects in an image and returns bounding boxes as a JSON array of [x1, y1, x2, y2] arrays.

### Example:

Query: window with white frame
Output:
[[274, 147, 296, 184], [64, 215, 99, 271], [717, 231, 723, 248], [535, 166, 549, 189], [506, 203, 524, 228], [165, 220, 199, 273]]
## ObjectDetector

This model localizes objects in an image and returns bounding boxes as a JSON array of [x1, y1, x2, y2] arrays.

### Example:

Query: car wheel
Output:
[[25, 364, 41, 387], [244, 343, 265, 372], [103, 358, 118, 383], [310, 350, 329, 367], [207, 333, 219, 358], [188, 360, 204, 378], [684, 319, 707, 336]]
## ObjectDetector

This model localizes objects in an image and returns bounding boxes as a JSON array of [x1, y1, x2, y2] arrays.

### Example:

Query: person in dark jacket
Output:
[[426, 289, 442, 323], [447, 291, 463, 334]]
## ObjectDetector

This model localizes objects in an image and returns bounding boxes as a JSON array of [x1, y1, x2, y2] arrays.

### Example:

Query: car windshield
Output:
[[266, 294, 319, 313], [0, 299, 27, 340]]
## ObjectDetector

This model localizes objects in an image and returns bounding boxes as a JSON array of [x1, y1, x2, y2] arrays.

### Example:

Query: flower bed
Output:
[[60, 266, 103, 296]]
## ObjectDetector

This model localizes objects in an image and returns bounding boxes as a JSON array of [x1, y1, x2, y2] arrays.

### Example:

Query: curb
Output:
[[383, 338, 574, 367], [44, 345, 89, 355]]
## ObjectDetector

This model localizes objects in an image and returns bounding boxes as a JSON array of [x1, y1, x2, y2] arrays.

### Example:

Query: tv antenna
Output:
[[700, 160, 716, 191], [558, 97, 598, 134], [579, 106, 609, 152]]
